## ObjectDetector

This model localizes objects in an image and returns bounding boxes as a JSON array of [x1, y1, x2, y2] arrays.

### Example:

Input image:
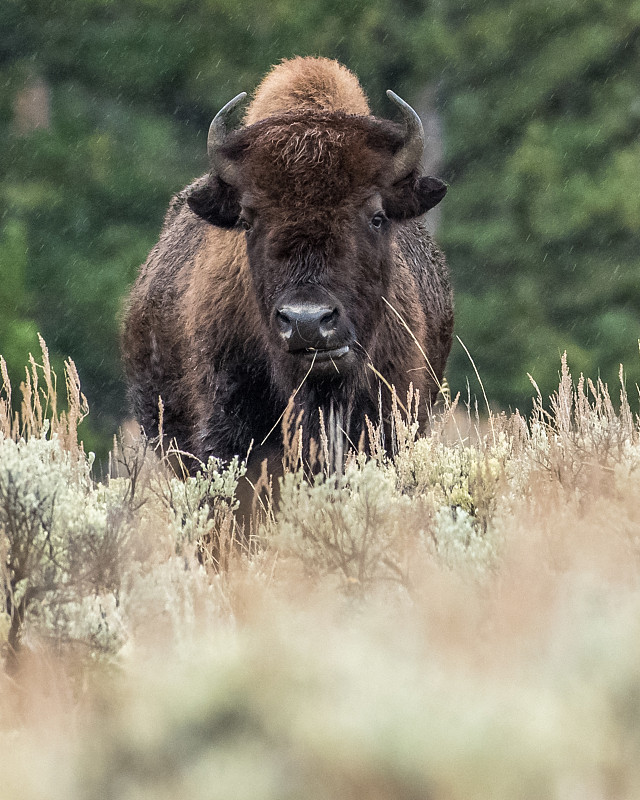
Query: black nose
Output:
[[275, 304, 339, 351]]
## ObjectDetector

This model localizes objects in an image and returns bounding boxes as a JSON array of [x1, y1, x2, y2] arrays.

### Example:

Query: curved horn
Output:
[[386, 90, 425, 183], [207, 92, 247, 184]]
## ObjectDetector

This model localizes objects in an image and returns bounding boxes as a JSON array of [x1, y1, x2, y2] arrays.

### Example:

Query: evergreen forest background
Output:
[[1, 0, 639, 457]]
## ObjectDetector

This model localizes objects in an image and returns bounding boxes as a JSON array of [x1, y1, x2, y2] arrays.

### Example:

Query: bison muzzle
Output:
[[122, 57, 454, 497]]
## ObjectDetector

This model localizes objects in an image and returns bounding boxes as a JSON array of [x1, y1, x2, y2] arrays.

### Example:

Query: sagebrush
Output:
[[2, 343, 640, 799]]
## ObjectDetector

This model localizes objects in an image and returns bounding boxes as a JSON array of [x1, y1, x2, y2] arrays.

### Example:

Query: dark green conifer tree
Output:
[[438, 0, 640, 407]]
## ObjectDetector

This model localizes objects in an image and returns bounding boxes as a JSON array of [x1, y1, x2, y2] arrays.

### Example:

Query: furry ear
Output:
[[186, 175, 241, 228], [384, 174, 448, 221]]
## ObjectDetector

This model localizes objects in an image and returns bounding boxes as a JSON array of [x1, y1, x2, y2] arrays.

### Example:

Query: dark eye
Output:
[[240, 218, 252, 232], [370, 212, 386, 230]]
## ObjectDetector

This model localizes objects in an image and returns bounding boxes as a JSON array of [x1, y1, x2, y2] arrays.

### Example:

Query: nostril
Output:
[[319, 308, 339, 337], [275, 310, 293, 339]]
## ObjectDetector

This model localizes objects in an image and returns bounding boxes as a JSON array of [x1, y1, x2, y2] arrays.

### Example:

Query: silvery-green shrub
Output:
[[276, 457, 413, 591], [0, 431, 128, 658], [165, 455, 246, 550]]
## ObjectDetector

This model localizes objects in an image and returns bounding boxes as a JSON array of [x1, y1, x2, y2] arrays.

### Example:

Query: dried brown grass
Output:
[[0, 334, 88, 454]]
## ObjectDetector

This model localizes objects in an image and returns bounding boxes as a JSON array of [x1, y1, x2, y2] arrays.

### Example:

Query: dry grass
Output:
[[2, 342, 640, 798], [0, 335, 88, 454]]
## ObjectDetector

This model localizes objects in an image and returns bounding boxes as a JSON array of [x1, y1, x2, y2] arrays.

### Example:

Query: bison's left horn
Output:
[[386, 90, 425, 183], [207, 92, 247, 185]]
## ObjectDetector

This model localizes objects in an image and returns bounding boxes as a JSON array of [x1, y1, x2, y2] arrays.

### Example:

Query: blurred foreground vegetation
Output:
[[1, 0, 640, 454], [3, 343, 640, 797]]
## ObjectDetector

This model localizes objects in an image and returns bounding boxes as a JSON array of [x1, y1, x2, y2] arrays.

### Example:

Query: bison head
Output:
[[187, 91, 447, 397]]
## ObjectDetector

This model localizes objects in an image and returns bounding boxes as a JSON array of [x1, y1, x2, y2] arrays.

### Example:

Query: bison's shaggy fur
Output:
[[243, 57, 370, 123], [122, 57, 453, 491]]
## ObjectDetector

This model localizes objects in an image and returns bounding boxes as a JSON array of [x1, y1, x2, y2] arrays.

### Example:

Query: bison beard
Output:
[[122, 57, 453, 515]]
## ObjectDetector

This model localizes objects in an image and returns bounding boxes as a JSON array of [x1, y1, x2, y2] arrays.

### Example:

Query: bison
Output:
[[122, 57, 453, 489]]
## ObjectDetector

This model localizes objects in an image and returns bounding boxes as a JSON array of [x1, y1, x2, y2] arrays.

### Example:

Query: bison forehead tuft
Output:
[[270, 122, 345, 168], [224, 112, 403, 208]]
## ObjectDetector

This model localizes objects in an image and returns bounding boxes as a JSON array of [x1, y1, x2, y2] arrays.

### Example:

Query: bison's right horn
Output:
[[207, 92, 247, 185], [386, 90, 425, 183]]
